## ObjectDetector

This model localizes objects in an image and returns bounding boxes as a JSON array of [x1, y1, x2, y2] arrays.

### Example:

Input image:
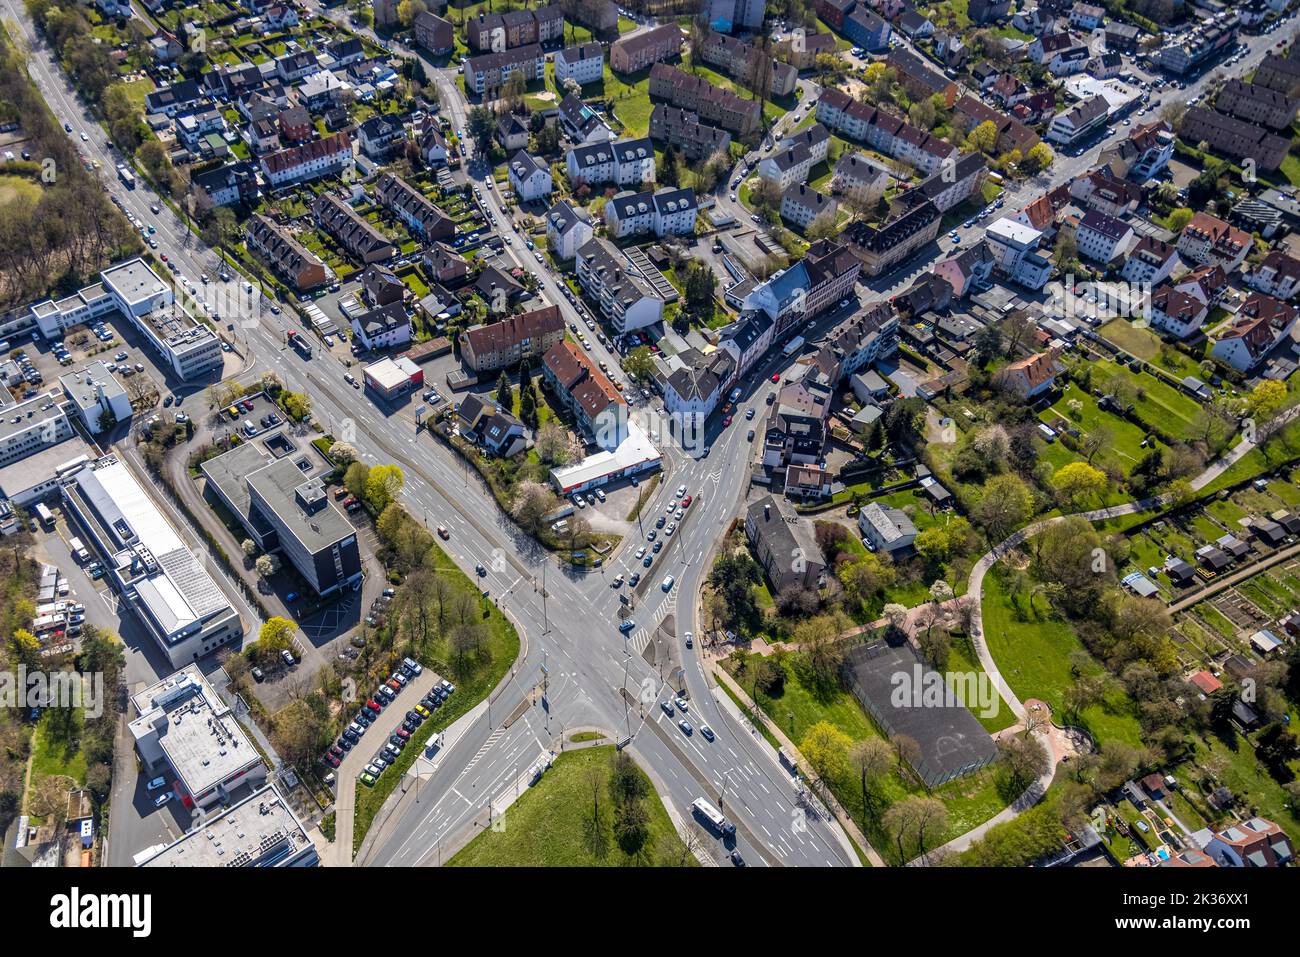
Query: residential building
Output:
[[816, 88, 957, 175], [575, 237, 664, 334], [459, 305, 565, 374], [841, 199, 942, 276], [933, 242, 995, 298], [360, 265, 406, 308], [555, 42, 604, 86], [698, 30, 798, 97], [1247, 250, 1300, 300], [414, 11, 454, 55], [1151, 14, 1238, 75], [189, 161, 259, 210], [566, 137, 657, 188], [546, 200, 595, 260], [508, 150, 554, 202], [558, 93, 615, 143], [1046, 94, 1108, 146], [1149, 285, 1208, 339], [1099, 120, 1175, 182], [313, 193, 397, 264], [458, 395, 526, 457], [1251, 51, 1300, 95], [1215, 78, 1299, 130], [984, 217, 1053, 290], [831, 151, 889, 204], [705, 0, 765, 31], [464, 45, 546, 98], [781, 184, 838, 231], [858, 500, 918, 555], [1204, 817, 1295, 867], [1179, 107, 1289, 172], [1120, 235, 1179, 287], [422, 242, 470, 286], [374, 172, 455, 241], [496, 113, 531, 152], [244, 214, 328, 291], [610, 23, 683, 74], [661, 347, 736, 432], [746, 496, 826, 593], [541, 340, 627, 449], [464, 5, 562, 50], [648, 63, 761, 136], [994, 349, 1059, 398], [1070, 3, 1105, 30], [814, 300, 898, 383], [1212, 293, 1299, 371], [357, 114, 405, 162], [968, 0, 1012, 22], [350, 302, 412, 351], [418, 116, 450, 166], [648, 105, 731, 161], [1074, 209, 1133, 265], [742, 239, 862, 334], [776, 30, 840, 69], [717, 312, 774, 381], [885, 47, 957, 107], [953, 95, 1041, 155], [259, 131, 353, 188], [815, 0, 857, 30], [898, 151, 987, 214], [604, 187, 698, 238], [1104, 21, 1141, 53], [1176, 212, 1253, 275]]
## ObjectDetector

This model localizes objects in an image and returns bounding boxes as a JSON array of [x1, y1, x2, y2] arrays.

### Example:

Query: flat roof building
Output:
[[138, 782, 316, 866], [100, 258, 224, 381]]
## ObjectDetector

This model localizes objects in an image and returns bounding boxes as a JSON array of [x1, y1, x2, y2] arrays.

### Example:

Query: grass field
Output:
[[1044, 379, 1162, 472], [0, 173, 40, 206], [980, 568, 1142, 748], [448, 745, 694, 866], [1098, 319, 1203, 381], [1090, 358, 1202, 441]]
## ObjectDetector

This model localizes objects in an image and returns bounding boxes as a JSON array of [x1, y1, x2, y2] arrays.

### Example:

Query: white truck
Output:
[[691, 797, 737, 836], [782, 335, 804, 357]]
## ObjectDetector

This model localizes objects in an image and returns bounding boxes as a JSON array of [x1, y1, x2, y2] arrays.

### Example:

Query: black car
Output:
[[406, 709, 423, 724], [338, 735, 354, 750], [355, 711, 372, 726], [730, 849, 745, 867], [420, 695, 438, 711], [402, 718, 419, 733], [389, 734, 406, 748]]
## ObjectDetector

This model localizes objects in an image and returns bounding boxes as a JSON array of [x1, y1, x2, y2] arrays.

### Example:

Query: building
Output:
[[63, 458, 242, 667], [1204, 818, 1295, 867], [1247, 250, 1300, 300], [576, 238, 664, 334], [495, 113, 530, 152], [202, 445, 364, 596], [464, 45, 546, 98], [933, 242, 995, 298], [189, 162, 259, 210], [418, 117, 449, 167], [648, 105, 732, 161], [858, 501, 917, 555], [558, 93, 614, 144], [423, 242, 470, 286], [463, 5, 562, 50], [648, 63, 761, 136], [1215, 78, 1299, 130], [100, 259, 223, 380], [313, 192, 397, 264], [374, 172, 456, 241], [610, 23, 683, 74], [357, 114, 405, 162], [745, 496, 825, 594], [717, 312, 774, 381], [259, 131, 353, 188], [898, 150, 987, 214], [545, 199, 595, 261], [1178, 107, 1289, 172], [832, 151, 889, 204], [816, 88, 957, 175], [508, 150, 553, 203], [458, 305, 565, 374], [1074, 209, 1133, 265], [885, 47, 957, 107], [1151, 13, 1238, 75], [457, 394, 527, 458], [1177, 212, 1252, 275], [995, 349, 1059, 398], [1212, 293, 1299, 371], [0, 391, 74, 469], [781, 184, 838, 231], [128, 666, 265, 812], [547, 420, 661, 494], [776, 30, 839, 69], [350, 302, 411, 351], [984, 217, 1053, 290], [1046, 94, 1108, 146], [362, 355, 424, 399], [58, 362, 131, 434], [138, 782, 316, 867], [953, 95, 1041, 156], [759, 123, 830, 187], [566, 137, 657, 189], [661, 347, 735, 433], [541, 340, 627, 449], [841, 200, 942, 277], [1120, 236, 1179, 287], [1149, 285, 1208, 339], [244, 214, 327, 292], [1104, 21, 1140, 53], [741, 239, 862, 334], [1251, 51, 1300, 95], [603, 187, 698, 239], [844, 6, 893, 51], [697, 30, 798, 97], [555, 42, 604, 86], [413, 11, 454, 56], [815, 0, 857, 30], [705, 0, 765, 31], [1099, 120, 1175, 182]]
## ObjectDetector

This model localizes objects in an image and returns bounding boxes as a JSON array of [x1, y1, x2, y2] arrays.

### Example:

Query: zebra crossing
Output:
[[461, 728, 505, 775], [627, 593, 677, 656]]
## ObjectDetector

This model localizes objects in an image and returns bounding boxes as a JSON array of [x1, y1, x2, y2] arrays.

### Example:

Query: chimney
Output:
[[763, 503, 770, 521]]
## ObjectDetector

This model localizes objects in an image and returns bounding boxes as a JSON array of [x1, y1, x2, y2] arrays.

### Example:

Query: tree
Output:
[[510, 481, 559, 536], [1246, 379, 1287, 424], [365, 464, 405, 513], [1165, 207, 1194, 233], [998, 732, 1050, 793], [283, 391, 311, 421], [800, 720, 852, 798], [254, 554, 281, 577], [883, 603, 908, 634], [536, 421, 571, 465], [330, 441, 358, 465], [255, 616, 295, 660], [805, 209, 839, 241], [660, 143, 679, 187], [1051, 461, 1107, 509], [397, 0, 428, 27], [972, 473, 1033, 541], [344, 461, 371, 499], [496, 370, 513, 411], [623, 345, 655, 382], [681, 261, 717, 323], [793, 613, 848, 685], [848, 738, 893, 823], [973, 326, 1003, 366], [883, 795, 948, 864], [241, 538, 258, 558], [965, 120, 999, 154], [466, 106, 495, 155], [1024, 141, 1054, 173]]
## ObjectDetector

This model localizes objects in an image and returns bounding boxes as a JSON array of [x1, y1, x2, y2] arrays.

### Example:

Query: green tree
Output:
[[496, 370, 513, 411], [623, 345, 655, 382], [365, 464, 405, 512]]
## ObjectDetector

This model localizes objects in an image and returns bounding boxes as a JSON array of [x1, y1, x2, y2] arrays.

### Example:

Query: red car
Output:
[[394, 728, 411, 740], [161, 254, 168, 262], [770, 373, 780, 383], [366, 698, 382, 712], [723, 416, 732, 427], [681, 495, 692, 508], [321, 752, 341, 768], [241, 400, 254, 412]]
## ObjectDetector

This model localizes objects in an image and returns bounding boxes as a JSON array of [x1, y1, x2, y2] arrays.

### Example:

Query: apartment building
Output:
[[610, 23, 683, 74], [648, 63, 761, 136], [983, 217, 1053, 290], [546, 199, 595, 260], [781, 184, 838, 231], [741, 240, 862, 334], [464, 4, 563, 51], [885, 47, 957, 107], [841, 199, 942, 277], [603, 187, 698, 239], [1179, 107, 1289, 172], [555, 42, 605, 86], [508, 150, 554, 202], [313, 193, 397, 264], [542, 340, 628, 450], [458, 305, 565, 374], [815, 88, 956, 175], [244, 214, 328, 291], [1074, 209, 1133, 265], [1149, 285, 1208, 339], [697, 30, 798, 97], [1247, 250, 1300, 300], [1176, 212, 1253, 275], [1251, 51, 1300, 95], [648, 105, 732, 161], [746, 496, 825, 593], [566, 137, 657, 188], [1119, 235, 1179, 287], [1151, 13, 1238, 75], [414, 11, 454, 55], [832, 151, 889, 204], [1046, 94, 1108, 146], [575, 237, 664, 334], [464, 45, 546, 97], [259, 131, 353, 188], [952, 95, 1041, 155], [1215, 78, 1299, 130], [705, 0, 765, 31], [1212, 292, 1299, 371]]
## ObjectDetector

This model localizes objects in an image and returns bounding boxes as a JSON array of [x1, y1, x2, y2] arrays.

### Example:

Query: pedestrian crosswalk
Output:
[[461, 728, 505, 775], [627, 594, 677, 656]]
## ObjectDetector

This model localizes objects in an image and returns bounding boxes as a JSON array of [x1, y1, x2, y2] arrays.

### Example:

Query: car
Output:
[[646, 530, 656, 541], [665, 523, 676, 536], [406, 710, 424, 725], [281, 648, 296, 667], [655, 516, 666, 529], [723, 415, 732, 427], [678, 719, 693, 735], [612, 573, 625, 588], [662, 575, 675, 592], [386, 678, 402, 692], [337, 735, 354, 750], [653, 540, 662, 553], [730, 849, 745, 866], [628, 572, 641, 586], [745, 407, 755, 419], [154, 792, 172, 808], [251, 666, 265, 682], [660, 699, 675, 716], [321, 752, 341, 768], [620, 619, 637, 634], [700, 724, 715, 741], [771, 372, 780, 383], [146, 776, 168, 792], [414, 703, 431, 718], [681, 495, 692, 508], [674, 695, 688, 712], [394, 728, 411, 741], [389, 734, 406, 748], [79, 132, 88, 142], [635, 546, 647, 559], [366, 697, 383, 712], [437, 525, 449, 539], [747, 429, 755, 441], [354, 711, 372, 727], [359, 772, 378, 787], [64, 122, 71, 132]]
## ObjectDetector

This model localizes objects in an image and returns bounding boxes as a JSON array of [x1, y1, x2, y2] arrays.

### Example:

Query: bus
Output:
[[117, 163, 136, 189], [691, 797, 736, 836]]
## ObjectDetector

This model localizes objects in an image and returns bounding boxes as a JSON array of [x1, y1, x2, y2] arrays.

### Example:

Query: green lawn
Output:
[[980, 567, 1142, 748], [1089, 358, 1202, 441], [1044, 379, 1163, 472], [27, 707, 89, 819], [1098, 319, 1203, 381], [448, 745, 694, 866]]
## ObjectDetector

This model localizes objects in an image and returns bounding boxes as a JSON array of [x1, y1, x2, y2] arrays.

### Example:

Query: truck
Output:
[[68, 536, 90, 563], [116, 163, 135, 189], [691, 797, 736, 837], [286, 329, 312, 358], [782, 335, 804, 357], [33, 502, 55, 529]]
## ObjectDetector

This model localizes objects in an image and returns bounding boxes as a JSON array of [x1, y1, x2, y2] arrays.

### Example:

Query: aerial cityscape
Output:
[[0, 0, 1298, 892]]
